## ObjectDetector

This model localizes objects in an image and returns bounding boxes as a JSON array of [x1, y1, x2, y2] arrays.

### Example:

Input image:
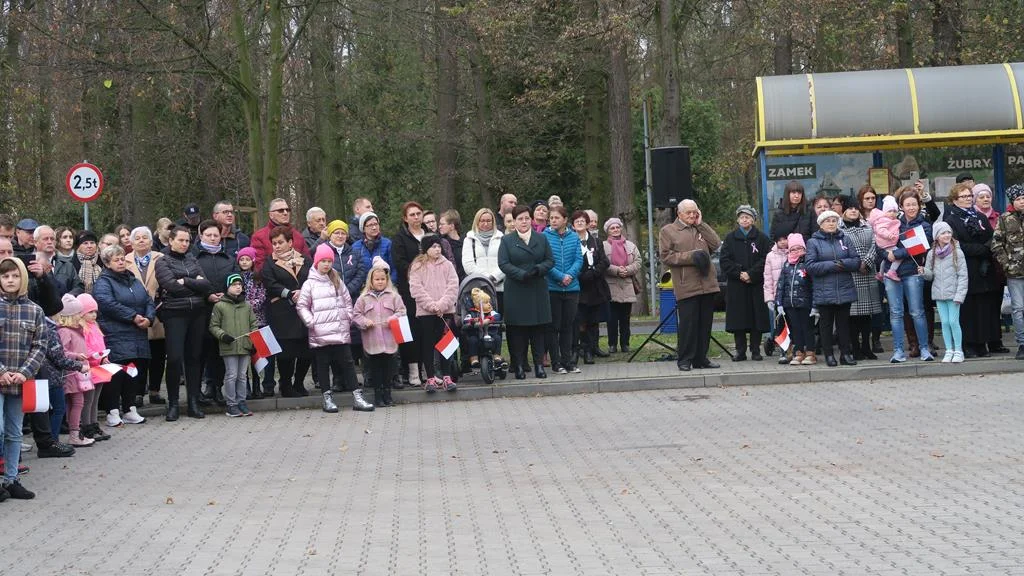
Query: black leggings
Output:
[[102, 358, 150, 412], [818, 304, 852, 355], [313, 344, 359, 392], [277, 338, 311, 390], [417, 315, 453, 379], [848, 315, 872, 353], [161, 311, 207, 403], [147, 338, 166, 394], [508, 325, 546, 370], [364, 353, 394, 404], [607, 302, 632, 349], [785, 307, 811, 352]]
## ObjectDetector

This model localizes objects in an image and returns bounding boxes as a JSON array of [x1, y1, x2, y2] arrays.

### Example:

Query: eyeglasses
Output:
[[271, 208, 291, 214], [957, 194, 973, 200]]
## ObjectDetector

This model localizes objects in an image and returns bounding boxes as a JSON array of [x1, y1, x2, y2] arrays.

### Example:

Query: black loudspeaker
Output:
[[651, 146, 693, 208]]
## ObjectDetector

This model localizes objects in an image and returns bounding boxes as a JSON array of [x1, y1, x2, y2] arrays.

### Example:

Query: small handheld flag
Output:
[[389, 316, 414, 344], [249, 326, 283, 372], [434, 326, 459, 360], [900, 225, 931, 257], [22, 379, 50, 413], [774, 319, 791, 351]]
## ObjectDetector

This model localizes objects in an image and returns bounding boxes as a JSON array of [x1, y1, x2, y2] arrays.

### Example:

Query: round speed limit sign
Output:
[[66, 163, 104, 202]]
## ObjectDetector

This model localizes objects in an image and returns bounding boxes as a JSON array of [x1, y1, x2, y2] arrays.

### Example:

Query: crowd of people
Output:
[[0, 193, 646, 501], [659, 174, 1024, 372]]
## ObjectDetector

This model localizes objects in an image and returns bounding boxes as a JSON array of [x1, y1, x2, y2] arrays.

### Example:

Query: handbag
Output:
[[631, 275, 642, 295]]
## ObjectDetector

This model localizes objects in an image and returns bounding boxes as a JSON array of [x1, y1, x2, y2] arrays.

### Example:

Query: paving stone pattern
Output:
[[5, 373, 1024, 575]]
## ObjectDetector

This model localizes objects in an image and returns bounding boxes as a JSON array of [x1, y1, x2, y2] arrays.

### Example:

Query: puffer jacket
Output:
[[408, 256, 459, 316], [353, 236, 395, 284], [154, 249, 212, 313], [57, 325, 92, 394], [921, 243, 969, 303], [353, 287, 407, 355], [881, 212, 933, 278], [93, 267, 155, 362], [543, 227, 583, 292], [195, 248, 239, 298], [296, 268, 353, 347], [462, 229, 505, 291], [805, 229, 860, 306], [992, 210, 1024, 278], [774, 259, 813, 309], [209, 292, 257, 355], [763, 244, 786, 303]]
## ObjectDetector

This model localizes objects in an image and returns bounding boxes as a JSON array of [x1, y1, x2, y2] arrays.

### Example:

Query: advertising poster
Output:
[[765, 153, 874, 211], [882, 148, 994, 204]]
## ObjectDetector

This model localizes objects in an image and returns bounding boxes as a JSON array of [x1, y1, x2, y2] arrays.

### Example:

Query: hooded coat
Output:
[[353, 277, 407, 355], [0, 257, 47, 391], [209, 292, 258, 355]]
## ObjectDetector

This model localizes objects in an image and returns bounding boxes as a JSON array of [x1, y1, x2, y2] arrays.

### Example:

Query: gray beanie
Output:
[[736, 204, 758, 220]]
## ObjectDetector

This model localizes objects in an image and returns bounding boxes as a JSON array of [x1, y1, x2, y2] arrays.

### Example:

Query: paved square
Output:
[[4, 373, 1024, 575]]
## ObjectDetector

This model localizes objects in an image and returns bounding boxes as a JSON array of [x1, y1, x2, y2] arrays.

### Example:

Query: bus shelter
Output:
[[753, 62, 1024, 231]]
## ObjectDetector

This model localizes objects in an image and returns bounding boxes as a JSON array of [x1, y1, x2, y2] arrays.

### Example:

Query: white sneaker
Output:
[[951, 351, 964, 363], [942, 350, 954, 363], [20, 443, 32, 453], [407, 363, 422, 387], [122, 407, 146, 424], [106, 409, 124, 428]]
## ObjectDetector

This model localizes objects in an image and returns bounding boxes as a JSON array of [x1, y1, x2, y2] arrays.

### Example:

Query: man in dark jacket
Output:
[[302, 207, 327, 252], [212, 201, 250, 259], [176, 203, 202, 241], [348, 197, 374, 244]]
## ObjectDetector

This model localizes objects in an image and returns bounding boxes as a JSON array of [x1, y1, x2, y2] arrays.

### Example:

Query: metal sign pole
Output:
[[84, 203, 90, 231], [642, 100, 657, 312]]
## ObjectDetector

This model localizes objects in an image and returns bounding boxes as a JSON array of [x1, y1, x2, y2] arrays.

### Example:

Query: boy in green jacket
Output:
[[210, 274, 257, 417]]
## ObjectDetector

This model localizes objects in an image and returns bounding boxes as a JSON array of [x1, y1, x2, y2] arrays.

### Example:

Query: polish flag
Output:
[[434, 326, 460, 360], [22, 379, 50, 413], [901, 225, 931, 257], [389, 316, 414, 344], [774, 319, 791, 351], [250, 326, 282, 372], [89, 364, 121, 384]]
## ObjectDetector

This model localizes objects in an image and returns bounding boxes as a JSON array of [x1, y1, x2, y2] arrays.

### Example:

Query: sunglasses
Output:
[[271, 208, 291, 213]]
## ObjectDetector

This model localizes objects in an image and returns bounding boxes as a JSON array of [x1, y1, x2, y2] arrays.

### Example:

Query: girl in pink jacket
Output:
[[297, 244, 373, 414], [763, 233, 789, 364], [77, 293, 120, 429], [353, 256, 406, 407], [56, 295, 96, 447], [408, 235, 459, 393]]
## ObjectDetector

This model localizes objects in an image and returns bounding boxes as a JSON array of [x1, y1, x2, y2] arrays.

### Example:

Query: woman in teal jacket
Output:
[[543, 206, 583, 373]]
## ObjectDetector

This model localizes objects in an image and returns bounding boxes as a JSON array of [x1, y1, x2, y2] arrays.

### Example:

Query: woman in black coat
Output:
[[943, 183, 1000, 357], [770, 180, 814, 241], [391, 201, 428, 385], [720, 205, 772, 360], [154, 226, 213, 420], [498, 205, 554, 379], [194, 220, 239, 404], [572, 210, 611, 363], [260, 226, 313, 397]]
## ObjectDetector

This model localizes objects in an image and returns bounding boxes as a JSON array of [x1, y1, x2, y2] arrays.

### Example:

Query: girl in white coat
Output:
[[920, 221, 969, 363], [297, 244, 373, 413]]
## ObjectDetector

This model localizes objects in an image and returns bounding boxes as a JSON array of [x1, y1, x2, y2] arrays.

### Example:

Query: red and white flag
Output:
[[774, 319, 791, 351], [249, 326, 282, 372], [22, 379, 50, 413], [901, 225, 931, 257], [434, 326, 460, 360], [389, 316, 414, 344]]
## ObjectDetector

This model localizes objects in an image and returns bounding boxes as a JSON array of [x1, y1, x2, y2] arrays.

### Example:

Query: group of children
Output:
[[767, 201, 970, 364], [218, 236, 461, 415]]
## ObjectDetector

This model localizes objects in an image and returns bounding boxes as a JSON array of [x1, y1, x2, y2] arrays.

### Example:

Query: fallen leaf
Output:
[[364, 429, 371, 434], [208, 500, 216, 506], [741, 391, 749, 397], [741, 444, 750, 449], [930, 452, 945, 458], [302, 434, 312, 438], [165, 497, 174, 504], [855, 438, 863, 444], [620, 489, 629, 495], [103, 79, 113, 89], [339, 443, 349, 452], [306, 547, 317, 556]]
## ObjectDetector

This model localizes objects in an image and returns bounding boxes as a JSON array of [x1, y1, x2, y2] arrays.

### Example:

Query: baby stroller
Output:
[[457, 274, 508, 384]]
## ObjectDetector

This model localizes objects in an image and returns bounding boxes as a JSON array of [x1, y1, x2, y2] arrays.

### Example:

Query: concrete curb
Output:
[[137, 358, 1022, 418]]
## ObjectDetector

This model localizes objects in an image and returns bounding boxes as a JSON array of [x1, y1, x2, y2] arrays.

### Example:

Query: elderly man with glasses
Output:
[[249, 198, 310, 271], [211, 201, 250, 259]]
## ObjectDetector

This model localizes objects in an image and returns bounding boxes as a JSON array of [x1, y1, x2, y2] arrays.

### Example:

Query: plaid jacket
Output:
[[0, 292, 47, 394]]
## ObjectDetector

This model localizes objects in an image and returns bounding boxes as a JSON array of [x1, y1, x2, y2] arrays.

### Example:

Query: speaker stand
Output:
[[628, 303, 735, 363]]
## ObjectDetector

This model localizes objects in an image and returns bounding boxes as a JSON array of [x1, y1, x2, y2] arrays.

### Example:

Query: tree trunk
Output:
[[607, 32, 635, 246], [656, 0, 680, 147], [262, 0, 285, 205], [894, 1, 914, 67], [230, 0, 264, 213], [433, 0, 458, 211], [583, 70, 610, 217], [0, 1, 24, 196], [773, 31, 793, 75], [469, 43, 493, 210], [310, 10, 343, 217], [930, 0, 961, 66]]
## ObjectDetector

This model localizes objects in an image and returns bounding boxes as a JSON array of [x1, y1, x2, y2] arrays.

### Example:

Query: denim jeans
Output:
[[0, 392, 25, 483], [1008, 278, 1024, 346], [885, 274, 929, 355], [48, 383, 66, 442]]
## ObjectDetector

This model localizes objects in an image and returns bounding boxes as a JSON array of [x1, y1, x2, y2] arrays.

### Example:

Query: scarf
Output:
[[517, 229, 532, 243], [363, 236, 378, 255], [200, 241, 222, 254], [934, 242, 953, 259], [787, 251, 803, 265], [78, 252, 101, 292], [475, 229, 495, 250], [135, 252, 152, 270], [608, 236, 628, 267], [949, 204, 985, 235]]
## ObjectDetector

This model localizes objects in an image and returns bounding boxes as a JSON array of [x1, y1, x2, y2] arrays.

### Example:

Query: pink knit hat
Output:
[[76, 293, 98, 314], [786, 233, 805, 251], [314, 243, 335, 264]]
